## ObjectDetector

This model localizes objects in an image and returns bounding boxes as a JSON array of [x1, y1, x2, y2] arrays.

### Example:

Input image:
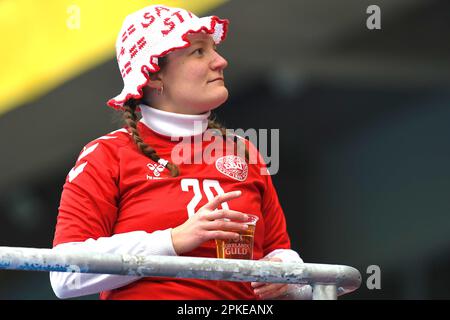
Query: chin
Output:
[[189, 88, 229, 113], [208, 88, 229, 110]]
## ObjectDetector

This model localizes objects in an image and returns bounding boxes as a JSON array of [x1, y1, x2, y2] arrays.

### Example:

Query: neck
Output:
[[139, 104, 211, 137]]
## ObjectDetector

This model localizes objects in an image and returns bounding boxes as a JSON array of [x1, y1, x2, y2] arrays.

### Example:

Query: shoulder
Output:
[[67, 128, 132, 183], [227, 132, 273, 177], [74, 128, 132, 163], [228, 133, 264, 164], [82, 128, 131, 151], [93, 127, 131, 145]]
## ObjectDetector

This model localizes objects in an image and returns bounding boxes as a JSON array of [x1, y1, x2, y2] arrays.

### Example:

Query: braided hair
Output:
[[122, 98, 180, 177]]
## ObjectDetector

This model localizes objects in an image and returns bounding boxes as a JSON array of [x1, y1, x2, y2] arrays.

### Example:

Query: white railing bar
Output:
[[0, 246, 361, 298]]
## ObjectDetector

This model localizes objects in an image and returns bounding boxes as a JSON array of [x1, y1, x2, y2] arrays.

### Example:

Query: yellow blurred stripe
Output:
[[0, 0, 228, 116]]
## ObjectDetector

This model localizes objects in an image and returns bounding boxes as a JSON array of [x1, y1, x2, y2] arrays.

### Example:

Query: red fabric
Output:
[[53, 122, 292, 300]]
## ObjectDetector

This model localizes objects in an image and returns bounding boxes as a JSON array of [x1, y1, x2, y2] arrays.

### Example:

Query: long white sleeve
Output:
[[49, 229, 177, 299], [264, 249, 313, 300]]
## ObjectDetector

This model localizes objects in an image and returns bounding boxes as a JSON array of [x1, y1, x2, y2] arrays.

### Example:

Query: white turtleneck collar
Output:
[[139, 104, 211, 137]]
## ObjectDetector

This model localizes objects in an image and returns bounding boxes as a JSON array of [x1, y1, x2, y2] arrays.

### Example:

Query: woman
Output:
[[50, 4, 308, 300]]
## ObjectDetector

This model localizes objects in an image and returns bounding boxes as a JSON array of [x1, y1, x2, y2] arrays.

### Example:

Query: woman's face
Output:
[[157, 32, 229, 114]]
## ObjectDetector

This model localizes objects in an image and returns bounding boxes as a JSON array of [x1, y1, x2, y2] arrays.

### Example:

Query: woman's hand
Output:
[[251, 257, 290, 299], [171, 190, 249, 255]]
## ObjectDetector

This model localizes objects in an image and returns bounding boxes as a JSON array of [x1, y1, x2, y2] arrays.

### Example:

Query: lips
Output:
[[208, 77, 224, 83]]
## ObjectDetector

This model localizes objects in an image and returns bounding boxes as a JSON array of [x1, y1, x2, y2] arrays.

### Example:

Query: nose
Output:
[[210, 50, 228, 71]]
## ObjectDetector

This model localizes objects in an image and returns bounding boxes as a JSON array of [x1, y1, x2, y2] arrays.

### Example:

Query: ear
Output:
[[146, 72, 163, 90]]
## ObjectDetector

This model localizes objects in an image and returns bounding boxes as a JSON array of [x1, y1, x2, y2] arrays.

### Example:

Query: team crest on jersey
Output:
[[215, 155, 248, 181], [146, 158, 168, 180]]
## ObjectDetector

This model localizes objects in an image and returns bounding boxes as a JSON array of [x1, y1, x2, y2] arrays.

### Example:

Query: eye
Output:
[[193, 48, 204, 55]]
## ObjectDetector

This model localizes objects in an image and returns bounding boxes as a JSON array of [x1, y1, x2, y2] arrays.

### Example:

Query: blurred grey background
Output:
[[1, 0, 450, 299]]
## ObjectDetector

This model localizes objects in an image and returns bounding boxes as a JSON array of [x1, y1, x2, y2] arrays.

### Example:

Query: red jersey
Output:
[[53, 120, 292, 300]]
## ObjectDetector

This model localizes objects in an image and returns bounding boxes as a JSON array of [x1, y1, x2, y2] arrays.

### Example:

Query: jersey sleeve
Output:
[[260, 169, 292, 255], [53, 139, 121, 247]]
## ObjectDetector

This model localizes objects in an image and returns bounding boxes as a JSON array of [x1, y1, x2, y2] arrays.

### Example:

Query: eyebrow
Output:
[[189, 38, 215, 46]]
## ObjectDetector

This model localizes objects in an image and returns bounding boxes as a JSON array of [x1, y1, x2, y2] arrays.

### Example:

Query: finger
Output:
[[258, 257, 282, 262], [259, 286, 288, 300], [207, 230, 241, 241], [207, 220, 249, 232], [202, 191, 242, 210], [257, 284, 289, 300], [208, 209, 249, 222], [251, 282, 266, 288], [267, 257, 282, 262], [254, 283, 286, 296]]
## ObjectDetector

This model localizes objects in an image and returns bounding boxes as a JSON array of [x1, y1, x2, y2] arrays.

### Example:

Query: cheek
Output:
[[184, 63, 208, 82], [164, 61, 210, 96]]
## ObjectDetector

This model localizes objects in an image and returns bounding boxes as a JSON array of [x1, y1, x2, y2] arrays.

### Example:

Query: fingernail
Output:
[[235, 190, 242, 196]]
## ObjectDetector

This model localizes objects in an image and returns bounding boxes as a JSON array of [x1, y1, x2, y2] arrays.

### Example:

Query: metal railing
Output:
[[0, 246, 361, 300]]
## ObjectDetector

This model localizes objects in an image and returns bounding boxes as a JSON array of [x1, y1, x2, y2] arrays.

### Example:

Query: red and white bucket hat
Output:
[[107, 5, 229, 110]]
